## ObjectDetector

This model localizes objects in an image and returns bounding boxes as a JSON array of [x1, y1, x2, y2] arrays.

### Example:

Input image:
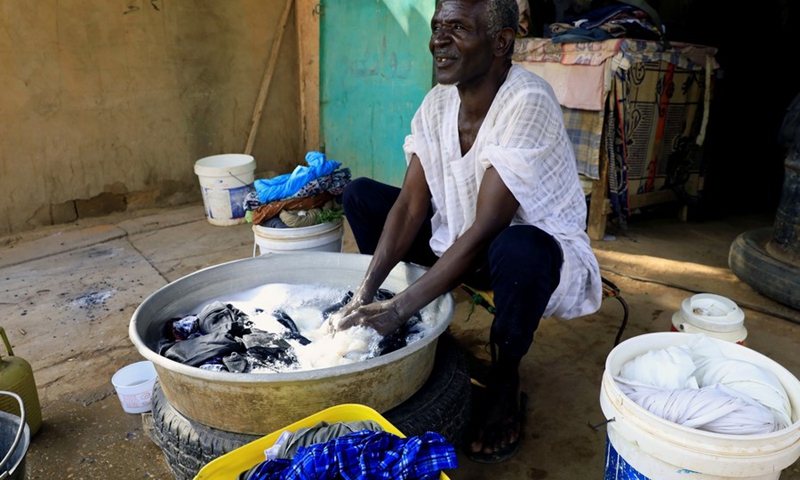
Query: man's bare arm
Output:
[[393, 166, 519, 317], [337, 166, 519, 334], [340, 154, 432, 313]]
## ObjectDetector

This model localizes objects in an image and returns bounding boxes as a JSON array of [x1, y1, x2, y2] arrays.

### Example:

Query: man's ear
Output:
[[494, 27, 516, 57]]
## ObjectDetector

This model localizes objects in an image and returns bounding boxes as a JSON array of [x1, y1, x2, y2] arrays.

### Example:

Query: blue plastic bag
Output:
[[254, 152, 341, 204]]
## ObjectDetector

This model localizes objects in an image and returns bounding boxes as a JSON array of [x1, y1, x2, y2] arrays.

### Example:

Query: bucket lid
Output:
[[677, 293, 744, 332], [671, 312, 748, 343]]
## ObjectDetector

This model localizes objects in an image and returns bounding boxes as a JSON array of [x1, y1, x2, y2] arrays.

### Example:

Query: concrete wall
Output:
[[0, 0, 302, 235]]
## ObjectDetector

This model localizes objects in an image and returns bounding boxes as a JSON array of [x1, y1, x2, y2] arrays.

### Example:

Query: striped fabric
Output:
[[562, 107, 606, 179]]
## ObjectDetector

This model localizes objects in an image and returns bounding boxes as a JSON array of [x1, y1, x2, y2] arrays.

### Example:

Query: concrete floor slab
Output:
[[0, 205, 798, 479], [128, 218, 255, 282], [0, 238, 168, 405]]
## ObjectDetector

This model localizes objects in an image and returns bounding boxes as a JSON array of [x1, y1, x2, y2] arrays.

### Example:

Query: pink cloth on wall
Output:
[[514, 61, 607, 111], [512, 38, 622, 111]]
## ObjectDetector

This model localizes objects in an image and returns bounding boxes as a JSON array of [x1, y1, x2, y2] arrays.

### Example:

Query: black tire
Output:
[[382, 331, 472, 447], [150, 381, 261, 480], [729, 227, 800, 313], [148, 331, 471, 479]]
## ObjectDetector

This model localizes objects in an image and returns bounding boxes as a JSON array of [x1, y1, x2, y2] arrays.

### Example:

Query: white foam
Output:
[[200, 283, 428, 373]]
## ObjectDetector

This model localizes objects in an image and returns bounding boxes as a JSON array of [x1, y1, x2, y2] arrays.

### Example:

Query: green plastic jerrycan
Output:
[[0, 327, 42, 436]]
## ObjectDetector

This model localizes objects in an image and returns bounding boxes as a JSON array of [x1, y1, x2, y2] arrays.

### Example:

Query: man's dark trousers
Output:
[[342, 177, 562, 357]]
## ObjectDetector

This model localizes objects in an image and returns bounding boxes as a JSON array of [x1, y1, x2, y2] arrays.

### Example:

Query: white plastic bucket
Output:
[[252, 220, 344, 256], [671, 293, 747, 344], [600, 332, 800, 479], [111, 361, 158, 414], [194, 154, 256, 226]]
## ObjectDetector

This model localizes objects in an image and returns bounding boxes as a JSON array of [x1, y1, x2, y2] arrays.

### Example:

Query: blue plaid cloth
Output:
[[245, 430, 457, 480], [561, 106, 605, 180]]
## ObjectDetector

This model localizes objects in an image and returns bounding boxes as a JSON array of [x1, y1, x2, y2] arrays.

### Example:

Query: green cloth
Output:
[[279, 200, 341, 228], [273, 420, 384, 459], [237, 420, 384, 480]]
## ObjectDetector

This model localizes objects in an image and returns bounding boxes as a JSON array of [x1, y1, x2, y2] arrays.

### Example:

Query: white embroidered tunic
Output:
[[403, 65, 602, 319]]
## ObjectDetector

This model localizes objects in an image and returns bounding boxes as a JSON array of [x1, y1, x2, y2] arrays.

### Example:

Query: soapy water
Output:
[[202, 283, 433, 373]]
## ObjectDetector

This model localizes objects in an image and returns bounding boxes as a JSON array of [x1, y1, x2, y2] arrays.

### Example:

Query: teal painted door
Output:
[[321, 0, 434, 186]]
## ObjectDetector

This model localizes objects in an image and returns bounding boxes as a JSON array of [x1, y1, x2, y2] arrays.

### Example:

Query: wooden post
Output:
[[587, 136, 610, 241], [296, 0, 320, 152], [244, 0, 295, 156]]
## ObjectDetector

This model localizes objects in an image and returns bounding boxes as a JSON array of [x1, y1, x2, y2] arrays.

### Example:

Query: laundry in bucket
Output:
[[614, 335, 792, 434], [601, 333, 800, 480], [244, 151, 350, 227], [254, 151, 341, 203], [156, 283, 429, 374]]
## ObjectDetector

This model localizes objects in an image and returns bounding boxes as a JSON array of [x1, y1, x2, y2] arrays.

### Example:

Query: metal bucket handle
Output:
[[0, 391, 25, 479]]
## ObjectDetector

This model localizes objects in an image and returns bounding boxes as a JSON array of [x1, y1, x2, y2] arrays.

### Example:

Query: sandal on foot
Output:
[[466, 391, 529, 464]]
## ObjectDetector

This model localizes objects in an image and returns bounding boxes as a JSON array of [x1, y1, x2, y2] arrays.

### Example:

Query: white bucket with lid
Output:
[[111, 361, 158, 414], [671, 293, 747, 344], [253, 219, 344, 256], [194, 154, 256, 226], [600, 332, 800, 479]]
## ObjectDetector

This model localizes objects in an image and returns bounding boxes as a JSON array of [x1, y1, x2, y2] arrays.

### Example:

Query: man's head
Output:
[[430, 0, 518, 86], [485, 0, 519, 41]]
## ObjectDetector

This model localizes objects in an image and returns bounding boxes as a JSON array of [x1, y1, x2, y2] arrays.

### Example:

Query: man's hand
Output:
[[330, 299, 405, 336], [325, 288, 373, 334]]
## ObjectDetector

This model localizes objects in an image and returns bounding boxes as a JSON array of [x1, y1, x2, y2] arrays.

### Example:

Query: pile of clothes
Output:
[[237, 420, 457, 480], [244, 151, 351, 228], [157, 289, 425, 373], [547, 3, 665, 43]]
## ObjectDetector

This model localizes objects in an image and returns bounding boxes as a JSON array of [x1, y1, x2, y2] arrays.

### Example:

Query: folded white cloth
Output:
[[615, 335, 792, 434], [616, 377, 781, 434], [692, 341, 792, 430], [619, 345, 698, 390]]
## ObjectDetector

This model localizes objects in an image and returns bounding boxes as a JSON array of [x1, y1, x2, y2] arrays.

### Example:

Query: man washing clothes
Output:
[[329, 0, 602, 463]]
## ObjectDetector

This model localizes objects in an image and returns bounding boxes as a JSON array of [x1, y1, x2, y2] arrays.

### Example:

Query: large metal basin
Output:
[[129, 252, 454, 435]]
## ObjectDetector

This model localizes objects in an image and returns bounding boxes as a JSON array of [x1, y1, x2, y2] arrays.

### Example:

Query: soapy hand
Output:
[[325, 290, 370, 335], [330, 300, 405, 336]]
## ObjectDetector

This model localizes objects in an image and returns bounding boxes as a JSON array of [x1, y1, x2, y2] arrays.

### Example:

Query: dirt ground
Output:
[[0, 204, 798, 479]]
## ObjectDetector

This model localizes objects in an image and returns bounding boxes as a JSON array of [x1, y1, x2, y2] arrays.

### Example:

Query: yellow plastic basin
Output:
[[194, 403, 453, 480]]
